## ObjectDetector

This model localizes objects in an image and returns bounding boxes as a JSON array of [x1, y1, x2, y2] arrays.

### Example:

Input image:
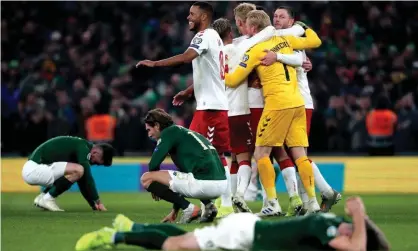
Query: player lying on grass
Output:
[[141, 108, 228, 224], [22, 136, 115, 212], [75, 196, 390, 251]]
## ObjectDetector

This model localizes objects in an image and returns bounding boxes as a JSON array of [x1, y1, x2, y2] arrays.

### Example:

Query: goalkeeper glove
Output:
[[295, 21, 309, 30]]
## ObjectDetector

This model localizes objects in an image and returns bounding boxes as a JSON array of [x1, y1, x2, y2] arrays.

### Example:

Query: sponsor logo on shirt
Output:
[[239, 62, 247, 68]]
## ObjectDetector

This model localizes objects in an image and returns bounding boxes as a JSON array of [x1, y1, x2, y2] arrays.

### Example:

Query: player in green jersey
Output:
[[76, 196, 389, 251], [140, 108, 227, 224], [22, 136, 115, 212]]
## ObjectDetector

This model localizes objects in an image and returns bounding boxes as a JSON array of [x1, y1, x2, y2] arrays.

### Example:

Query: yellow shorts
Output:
[[255, 106, 309, 147]]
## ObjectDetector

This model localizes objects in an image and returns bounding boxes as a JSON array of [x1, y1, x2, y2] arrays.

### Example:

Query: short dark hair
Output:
[[144, 108, 174, 131], [192, 1, 214, 20], [256, 5, 266, 11], [96, 143, 115, 166], [276, 6, 295, 19], [212, 18, 232, 40]]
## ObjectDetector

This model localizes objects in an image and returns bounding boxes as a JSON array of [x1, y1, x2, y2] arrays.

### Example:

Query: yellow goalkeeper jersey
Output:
[[225, 29, 321, 111]]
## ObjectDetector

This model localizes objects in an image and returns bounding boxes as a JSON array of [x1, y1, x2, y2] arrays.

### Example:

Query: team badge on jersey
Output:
[[193, 37, 202, 44], [242, 54, 249, 62]]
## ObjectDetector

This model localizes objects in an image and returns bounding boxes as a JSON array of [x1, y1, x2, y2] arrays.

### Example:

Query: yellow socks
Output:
[[257, 156, 277, 200], [295, 156, 316, 199]]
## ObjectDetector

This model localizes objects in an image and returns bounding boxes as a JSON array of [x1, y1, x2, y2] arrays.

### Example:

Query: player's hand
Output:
[[302, 57, 312, 72], [261, 49, 277, 66], [151, 193, 161, 201], [248, 70, 262, 89], [295, 21, 309, 30], [136, 60, 156, 68], [172, 90, 192, 106], [161, 209, 179, 223], [345, 196, 366, 217], [95, 202, 107, 211]]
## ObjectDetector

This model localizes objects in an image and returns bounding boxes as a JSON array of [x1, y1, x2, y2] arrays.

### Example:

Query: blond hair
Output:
[[246, 10, 271, 31], [233, 3, 256, 21]]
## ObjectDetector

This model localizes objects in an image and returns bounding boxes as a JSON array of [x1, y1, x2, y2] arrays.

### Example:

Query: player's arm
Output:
[[236, 25, 275, 53], [225, 50, 259, 88], [76, 162, 101, 210], [328, 199, 367, 251], [284, 28, 322, 50], [149, 131, 176, 172], [274, 50, 303, 67], [275, 24, 305, 36], [155, 49, 199, 67]]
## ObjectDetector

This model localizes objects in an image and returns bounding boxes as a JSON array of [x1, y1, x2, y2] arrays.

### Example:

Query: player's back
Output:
[[190, 28, 228, 111], [161, 125, 225, 180], [252, 213, 345, 251], [224, 43, 250, 116], [28, 136, 92, 164], [250, 36, 304, 111]]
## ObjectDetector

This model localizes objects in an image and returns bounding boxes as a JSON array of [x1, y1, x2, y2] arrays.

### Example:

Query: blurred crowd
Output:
[[2, 1, 418, 156]]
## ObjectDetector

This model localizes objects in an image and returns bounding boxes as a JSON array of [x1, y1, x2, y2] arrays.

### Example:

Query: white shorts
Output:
[[194, 213, 260, 251], [22, 160, 67, 187], [167, 170, 227, 199]]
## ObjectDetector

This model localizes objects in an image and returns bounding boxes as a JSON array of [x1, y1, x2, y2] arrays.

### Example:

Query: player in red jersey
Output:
[[138, 2, 234, 217]]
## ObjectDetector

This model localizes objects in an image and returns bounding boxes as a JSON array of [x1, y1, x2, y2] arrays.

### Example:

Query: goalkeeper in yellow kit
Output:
[[225, 10, 322, 215]]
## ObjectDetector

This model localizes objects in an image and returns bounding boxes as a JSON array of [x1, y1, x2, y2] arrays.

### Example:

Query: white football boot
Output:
[[255, 198, 283, 217], [33, 193, 45, 207], [37, 197, 64, 212]]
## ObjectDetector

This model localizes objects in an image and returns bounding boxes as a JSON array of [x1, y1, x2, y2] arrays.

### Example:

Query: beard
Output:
[[189, 20, 201, 33]]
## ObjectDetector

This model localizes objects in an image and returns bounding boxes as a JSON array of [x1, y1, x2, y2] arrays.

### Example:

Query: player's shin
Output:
[[133, 224, 187, 236], [230, 161, 238, 195], [310, 160, 333, 198], [147, 182, 190, 210], [113, 230, 168, 249], [294, 156, 316, 199], [236, 160, 251, 196], [296, 174, 309, 209], [220, 156, 233, 207], [256, 156, 277, 200], [278, 159, 298, 197], [45, 176, 74, 199]]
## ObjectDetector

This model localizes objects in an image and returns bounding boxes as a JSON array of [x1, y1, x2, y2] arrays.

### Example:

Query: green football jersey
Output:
[[29, 136, 93, 165], [252, 213, 346, 251], [149, 125, 226, 181], [29, 136, 100, 203]]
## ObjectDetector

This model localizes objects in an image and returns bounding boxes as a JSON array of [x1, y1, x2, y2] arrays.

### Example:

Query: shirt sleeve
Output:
[[275, 24, 305, 37], [148, 127, 177, 171], [188, 31, 210, 55], [225, 49, 259, 88], [276, 51, 304, 67], [284, 29, 322, 50], [237, 26, 275, 53]]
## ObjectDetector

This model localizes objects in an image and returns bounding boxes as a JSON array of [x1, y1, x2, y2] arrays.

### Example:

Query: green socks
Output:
[[48, 177, 74, 198], [114, 230, 168, 249], [132, 224, 187, 236]]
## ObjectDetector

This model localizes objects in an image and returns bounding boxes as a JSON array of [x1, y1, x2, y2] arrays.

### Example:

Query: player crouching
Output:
[[22, 136, 114, 212], [141, 108, 228, 224]]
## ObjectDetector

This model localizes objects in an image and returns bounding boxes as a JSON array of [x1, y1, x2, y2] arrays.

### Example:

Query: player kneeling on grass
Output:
[[75, 196, 389, 251], [140, 108, 228, 224], [22, 136, 115, 212]]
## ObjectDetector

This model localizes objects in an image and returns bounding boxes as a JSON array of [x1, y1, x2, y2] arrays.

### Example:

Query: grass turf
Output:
[[2, 192, 418, 251]]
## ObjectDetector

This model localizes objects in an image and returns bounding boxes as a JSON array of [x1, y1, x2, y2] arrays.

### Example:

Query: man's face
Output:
[[235, 16, 247, 35], [187, 5, 203, 32], [245, 19, 257, 37], [145, 123, 161, 141], [273, 9, 294, 29], [90, 147, 104, 165]]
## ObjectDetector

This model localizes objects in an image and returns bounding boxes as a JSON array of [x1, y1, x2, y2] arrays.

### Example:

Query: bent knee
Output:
[[140, 172, 152, 189], [65, 163, 84, 181]]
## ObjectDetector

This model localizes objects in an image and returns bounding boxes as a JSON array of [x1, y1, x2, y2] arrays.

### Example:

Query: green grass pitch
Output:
[[2, 193, 418, 251]]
